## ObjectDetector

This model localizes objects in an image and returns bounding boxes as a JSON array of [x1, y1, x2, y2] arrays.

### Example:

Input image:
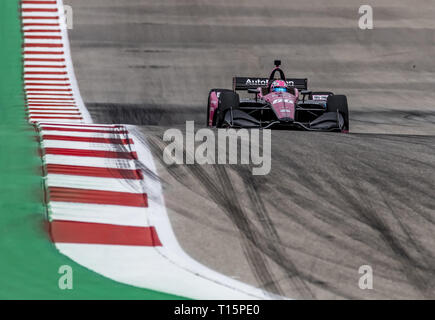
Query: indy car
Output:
[[206, 60, 349, 132]]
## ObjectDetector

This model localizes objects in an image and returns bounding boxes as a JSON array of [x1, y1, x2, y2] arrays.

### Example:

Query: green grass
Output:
[[0, 0, 185, 299]]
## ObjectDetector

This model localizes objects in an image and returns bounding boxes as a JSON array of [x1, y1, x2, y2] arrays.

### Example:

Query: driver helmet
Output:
[[271, 80, 287, 93]]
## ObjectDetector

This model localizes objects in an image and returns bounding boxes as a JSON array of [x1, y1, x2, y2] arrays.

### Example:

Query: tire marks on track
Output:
[[140, 127, 435, 299], [145, 134, 286, 296]]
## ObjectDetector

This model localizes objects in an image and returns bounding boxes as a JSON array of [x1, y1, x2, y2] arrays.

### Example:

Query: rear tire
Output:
[[327, 95, 349, 131], [207, 89, 234, 126], [216, 91, 240, 127]]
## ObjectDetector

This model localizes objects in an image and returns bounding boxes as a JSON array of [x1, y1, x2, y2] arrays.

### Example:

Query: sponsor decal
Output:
[[245, 79, 295, 87], [245, 78, 268, 86], [312, 95, 329, 101], [272, 98, 294, 104]]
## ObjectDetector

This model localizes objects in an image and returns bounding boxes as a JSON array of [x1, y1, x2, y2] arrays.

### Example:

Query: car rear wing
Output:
[[233, 77, 308, 91]]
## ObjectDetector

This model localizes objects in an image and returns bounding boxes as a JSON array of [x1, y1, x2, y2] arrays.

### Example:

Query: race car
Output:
[[206, 60, 349, 132]]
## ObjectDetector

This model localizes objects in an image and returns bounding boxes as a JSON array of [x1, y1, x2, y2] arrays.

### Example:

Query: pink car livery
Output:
[[207, 60, 349, 132]]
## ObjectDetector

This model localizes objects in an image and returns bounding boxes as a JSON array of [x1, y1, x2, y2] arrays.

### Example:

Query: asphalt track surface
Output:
[[66, 0, 435, 299]]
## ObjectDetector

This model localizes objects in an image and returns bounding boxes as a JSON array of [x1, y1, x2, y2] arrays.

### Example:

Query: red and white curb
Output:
[[22, 0, 275, 299], [22, 0, 91, 123]]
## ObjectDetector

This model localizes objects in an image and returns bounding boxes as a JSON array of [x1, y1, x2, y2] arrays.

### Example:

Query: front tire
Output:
[[327, 95, 349, 131], [207, 89, 234, 126], [216, 91, 240, 127]]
